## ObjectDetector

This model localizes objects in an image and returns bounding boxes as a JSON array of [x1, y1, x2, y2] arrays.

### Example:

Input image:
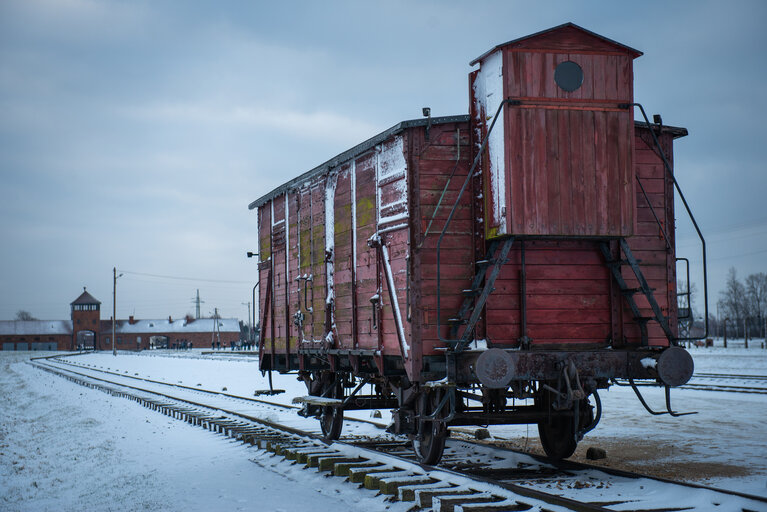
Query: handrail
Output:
[[635, 175, 672, 251], [623, 102, 709, 341], [436, 98, 519, 344]]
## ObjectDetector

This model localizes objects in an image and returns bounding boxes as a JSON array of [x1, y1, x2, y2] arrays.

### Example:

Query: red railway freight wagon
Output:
[[248, 23, 704, 464]]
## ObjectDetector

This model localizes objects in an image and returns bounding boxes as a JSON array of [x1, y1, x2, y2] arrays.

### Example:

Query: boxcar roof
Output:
[[469, 22, 643, 66], [247, 115, 687, 211], [247, 115, 470, 210]]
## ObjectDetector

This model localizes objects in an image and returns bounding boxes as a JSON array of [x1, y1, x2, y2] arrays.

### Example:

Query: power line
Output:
[[118, 270, 251, 285]]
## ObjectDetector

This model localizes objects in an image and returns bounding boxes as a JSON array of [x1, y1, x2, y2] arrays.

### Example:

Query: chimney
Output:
[[169, 315, 172, 323], [185, 314, 194, 324], [129, 315, 135, 325]]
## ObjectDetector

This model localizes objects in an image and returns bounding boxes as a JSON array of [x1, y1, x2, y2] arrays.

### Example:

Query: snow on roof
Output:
[[0, 320, 72, 336], [115, 318, 240, 334]]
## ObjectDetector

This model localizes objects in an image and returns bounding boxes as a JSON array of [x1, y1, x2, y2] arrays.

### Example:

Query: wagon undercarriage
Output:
[[293, 345, 693, 463]]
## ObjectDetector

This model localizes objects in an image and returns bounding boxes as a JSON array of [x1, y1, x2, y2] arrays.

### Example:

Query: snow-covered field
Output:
[[0, 351, 409, 512], [2, 343, 766, 510]]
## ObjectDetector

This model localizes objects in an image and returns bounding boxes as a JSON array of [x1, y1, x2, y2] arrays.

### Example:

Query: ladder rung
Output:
[[621, 287, 655, 295], [462, 289, 481, 296], [447, 318, 466, 325]]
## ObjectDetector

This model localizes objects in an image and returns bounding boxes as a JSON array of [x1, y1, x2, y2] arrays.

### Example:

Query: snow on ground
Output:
[[0, 352, 409, 512], [2, 341, 766, 510]]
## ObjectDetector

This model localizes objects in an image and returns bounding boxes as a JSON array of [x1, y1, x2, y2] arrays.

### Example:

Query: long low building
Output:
[[0, 289, 241, 351]]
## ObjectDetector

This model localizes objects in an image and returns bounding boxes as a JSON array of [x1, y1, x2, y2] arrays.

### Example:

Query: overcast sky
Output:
[[1, 0, 765, 323]]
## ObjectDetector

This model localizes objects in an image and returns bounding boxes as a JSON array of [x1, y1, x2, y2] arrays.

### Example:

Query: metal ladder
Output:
[[447, 237, 515, 351], [599, 239, 675, 346]]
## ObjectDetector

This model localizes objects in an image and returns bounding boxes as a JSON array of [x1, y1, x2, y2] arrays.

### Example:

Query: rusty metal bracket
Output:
[[542, 361, 585, 410]]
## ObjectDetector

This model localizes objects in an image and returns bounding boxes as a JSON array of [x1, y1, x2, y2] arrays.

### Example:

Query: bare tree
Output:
[[745, 272, 767, 337], [719, 267, 747, 337], [15, 310, 38, 321]]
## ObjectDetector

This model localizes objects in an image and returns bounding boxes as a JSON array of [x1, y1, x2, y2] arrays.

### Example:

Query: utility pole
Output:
[[211, 308, 221, 347], [112, 268, 118, 356], [724, 317, 729, 348]]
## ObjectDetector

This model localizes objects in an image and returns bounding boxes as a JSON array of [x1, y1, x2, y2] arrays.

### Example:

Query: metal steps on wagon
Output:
[[447, 237, 515, 352], [599, 238, 675, 346]]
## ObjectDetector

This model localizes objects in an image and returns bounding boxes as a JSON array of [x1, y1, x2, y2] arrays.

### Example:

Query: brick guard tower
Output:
[[71, 287, 101, 350]]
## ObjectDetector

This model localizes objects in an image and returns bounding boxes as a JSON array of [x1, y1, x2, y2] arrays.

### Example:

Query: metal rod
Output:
[[628, 103, 709, 341], [421, 128, 461, 246], [252, 281, 259, 345], [635, 175, 672, 251], [112, 267, 117, 356]]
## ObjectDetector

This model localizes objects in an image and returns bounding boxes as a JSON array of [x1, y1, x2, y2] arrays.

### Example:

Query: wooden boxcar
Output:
[[249, 23, 700, 463]]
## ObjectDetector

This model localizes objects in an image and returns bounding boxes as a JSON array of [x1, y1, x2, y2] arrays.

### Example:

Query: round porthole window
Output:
[[554, 61, 584, 92]]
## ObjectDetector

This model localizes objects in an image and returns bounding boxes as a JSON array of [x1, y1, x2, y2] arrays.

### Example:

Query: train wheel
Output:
[[319, 376, 344, 441], [537, 395, 593, 460], [537, 411, 578, 460], [413, 389, 447, 465]]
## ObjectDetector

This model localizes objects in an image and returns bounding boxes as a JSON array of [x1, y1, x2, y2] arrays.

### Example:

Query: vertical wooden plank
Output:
[[594, 111, 609, 234], [607, 111, 621, 234], [581, 109, 597, 234], [591, 54, 606, 100], [545, 108, 561, 234], [618, 111, 633, 235], [533, 107, 548, 234], [509, 105, 524, 233], [605, 55, 618, 100], [569, 110, 585, 235], [558, 109, 573, 234], [523, 108, 537, 233]]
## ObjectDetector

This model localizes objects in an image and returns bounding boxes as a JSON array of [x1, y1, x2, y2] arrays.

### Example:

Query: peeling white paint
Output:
[[324, 172, 338, 311], [377, 136, 409, 227], [473, 50, 507, 235]]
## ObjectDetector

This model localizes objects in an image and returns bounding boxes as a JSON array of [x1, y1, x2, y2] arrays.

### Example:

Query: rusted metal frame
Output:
[[635, 175, 672, 251], [437, 98, 520, 344], [340, 377, 370, 408], [448, 406, 551, 426], [598, 241, 649, 346], [619, 239, 675, 343], [625, 102, 708, 341], [455, 349, 660, 385], [340, 397, 399, 410]]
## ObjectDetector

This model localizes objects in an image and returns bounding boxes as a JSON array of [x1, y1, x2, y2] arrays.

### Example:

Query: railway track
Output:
[[683, 373, 767, 395], [30, 354, 767, 512]]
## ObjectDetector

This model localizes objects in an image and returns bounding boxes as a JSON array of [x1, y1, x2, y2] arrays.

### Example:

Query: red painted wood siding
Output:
[[501, 44, 636, 237]]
